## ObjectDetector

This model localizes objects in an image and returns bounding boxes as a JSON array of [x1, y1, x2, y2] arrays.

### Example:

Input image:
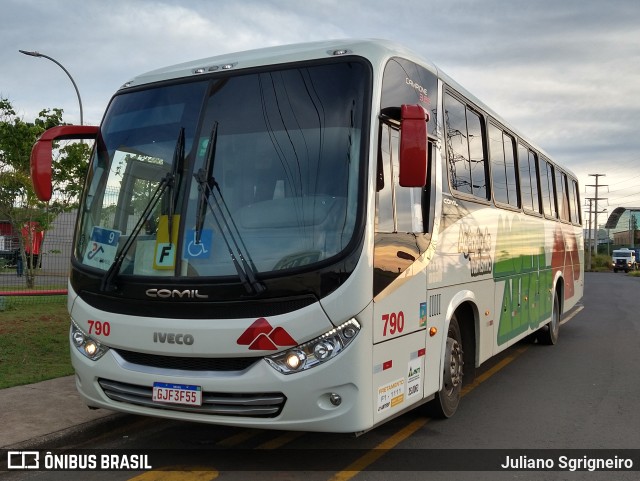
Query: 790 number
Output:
[[88, 320, 111, 337], [382, 311, 405, 336]]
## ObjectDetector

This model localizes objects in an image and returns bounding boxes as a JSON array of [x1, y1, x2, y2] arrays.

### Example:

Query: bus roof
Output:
[[120, 38, 438, 90]]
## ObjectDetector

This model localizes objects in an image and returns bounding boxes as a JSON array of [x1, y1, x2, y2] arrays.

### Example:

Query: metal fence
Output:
[[0, 210, 76, 310]]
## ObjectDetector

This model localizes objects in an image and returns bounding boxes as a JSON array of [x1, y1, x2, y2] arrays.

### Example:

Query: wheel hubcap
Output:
[[444, 338, 463, 389]]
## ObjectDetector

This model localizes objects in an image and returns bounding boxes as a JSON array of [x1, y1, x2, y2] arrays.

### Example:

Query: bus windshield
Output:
[[75, 60, 369, 280]]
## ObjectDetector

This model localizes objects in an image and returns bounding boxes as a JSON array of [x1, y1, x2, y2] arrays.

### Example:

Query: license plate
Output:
[[152, 382, 202, 406]]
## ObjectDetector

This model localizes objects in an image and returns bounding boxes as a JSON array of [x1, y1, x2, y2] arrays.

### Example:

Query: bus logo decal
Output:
[[237, 318, 297, 351], [153, 332, 195, 345], [458, 225, 493, 277], [146, 289, 209, 299]]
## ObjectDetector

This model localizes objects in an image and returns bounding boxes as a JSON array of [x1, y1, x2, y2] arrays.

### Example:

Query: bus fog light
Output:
[[329, 393, 342, 406], [265, 319, 361, 374]]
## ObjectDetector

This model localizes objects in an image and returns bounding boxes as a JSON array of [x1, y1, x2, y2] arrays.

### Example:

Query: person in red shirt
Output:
[[21, 221, 44, 269]]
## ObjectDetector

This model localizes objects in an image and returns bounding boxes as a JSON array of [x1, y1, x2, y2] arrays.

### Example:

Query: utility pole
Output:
[[585, 174, 607, 258], [586, 199, 593, 271]]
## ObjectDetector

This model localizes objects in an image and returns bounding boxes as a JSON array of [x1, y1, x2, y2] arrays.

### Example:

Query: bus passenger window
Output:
[[540, 159, 557, 218], [518, 144, 531, 210], [569, 179, 581, 224], [444, 93, 488, 200], [490, 124, 518, 207], [556, 170, 570, 222]]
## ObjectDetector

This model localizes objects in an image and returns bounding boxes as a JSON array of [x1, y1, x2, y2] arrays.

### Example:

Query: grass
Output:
[[0, 297, 73, 389], [588, 254, 612, 272]]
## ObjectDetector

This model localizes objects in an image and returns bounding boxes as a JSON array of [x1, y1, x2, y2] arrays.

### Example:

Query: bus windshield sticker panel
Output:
[[183, 228, 213, 260], [84, 226, 121, 270]]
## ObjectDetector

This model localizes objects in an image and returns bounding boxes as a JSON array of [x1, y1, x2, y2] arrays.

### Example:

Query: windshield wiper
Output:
[[194, 123, 218, 246], [167, 127, 185, 243], [100, 128, 185, 292], [194, 122, 265, 296]]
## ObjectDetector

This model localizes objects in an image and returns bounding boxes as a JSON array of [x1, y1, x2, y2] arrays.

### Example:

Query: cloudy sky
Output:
[[2, 0, 639, 224]]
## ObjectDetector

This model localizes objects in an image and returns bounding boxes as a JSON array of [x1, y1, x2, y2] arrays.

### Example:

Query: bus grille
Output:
[[98, 378, 286, 417], [113, 349, 260, 372]]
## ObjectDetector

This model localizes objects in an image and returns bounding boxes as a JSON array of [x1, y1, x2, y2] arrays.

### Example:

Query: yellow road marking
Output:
[[327, 417, 428, 481], [256, 431, 305, 449], [215, 428, 262, 447], [128, 466, 218, 481], [462, 345, 528, 397]]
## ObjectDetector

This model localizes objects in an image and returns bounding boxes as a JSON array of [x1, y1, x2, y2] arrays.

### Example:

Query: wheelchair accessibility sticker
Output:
[[183, 229, 212, 259]]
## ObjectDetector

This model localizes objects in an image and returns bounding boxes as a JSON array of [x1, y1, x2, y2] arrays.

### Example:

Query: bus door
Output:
[[372, 120, 433, 423]]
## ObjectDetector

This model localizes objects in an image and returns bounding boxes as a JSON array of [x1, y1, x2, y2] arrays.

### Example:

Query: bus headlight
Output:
[[265, 319, 361, 374], [70, 321, 109, 361]]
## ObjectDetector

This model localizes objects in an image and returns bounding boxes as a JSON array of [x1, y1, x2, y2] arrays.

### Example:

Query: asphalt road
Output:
[[4, 272, 640, 481]]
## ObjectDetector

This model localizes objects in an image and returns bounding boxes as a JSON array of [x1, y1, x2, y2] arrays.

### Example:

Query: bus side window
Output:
[[539, 157, 556, 218], [444, 92, 488, 200], [569, 179, 582, 224], [556, 170, 570, 222], [567, 176, 578, 224], [518, 143, 533, 211], [518, 144, 542, 215], [490, 124, 519, 208], [376, 123, 423, 233], [528, 149, 542, 214], [376, 123, 395, 233]]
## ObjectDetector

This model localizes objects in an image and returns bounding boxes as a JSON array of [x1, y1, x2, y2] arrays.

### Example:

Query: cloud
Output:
[[2, 0, 640, 207]]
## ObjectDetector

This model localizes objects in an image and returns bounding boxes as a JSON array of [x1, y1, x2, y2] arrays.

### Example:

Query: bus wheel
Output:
[[537, 290, 560, 345], [428, 314, 464, 418]]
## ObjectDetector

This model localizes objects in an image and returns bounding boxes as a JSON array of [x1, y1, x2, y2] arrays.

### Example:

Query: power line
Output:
[[607, 172, 640, 188]]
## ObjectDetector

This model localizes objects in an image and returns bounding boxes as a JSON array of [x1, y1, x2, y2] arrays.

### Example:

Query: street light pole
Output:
[[19, 49, 84, 125]]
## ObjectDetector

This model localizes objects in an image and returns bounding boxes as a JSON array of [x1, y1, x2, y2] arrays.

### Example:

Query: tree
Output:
[[0, 98, 91, 287]]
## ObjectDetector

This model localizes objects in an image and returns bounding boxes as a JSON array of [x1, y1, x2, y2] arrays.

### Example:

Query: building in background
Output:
[[605, 207, 640, 248], [0, 221, 19, 266]]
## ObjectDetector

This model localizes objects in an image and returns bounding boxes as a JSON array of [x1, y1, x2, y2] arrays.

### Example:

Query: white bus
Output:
[[31, 39, 583, 433]]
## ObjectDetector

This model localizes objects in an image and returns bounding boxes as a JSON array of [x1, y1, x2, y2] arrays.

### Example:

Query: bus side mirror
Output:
[[399, 104, 429, 187], [31, 125, 99, 201]]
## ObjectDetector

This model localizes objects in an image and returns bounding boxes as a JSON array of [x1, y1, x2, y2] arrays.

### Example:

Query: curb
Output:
[[4, 412, 134, 450]]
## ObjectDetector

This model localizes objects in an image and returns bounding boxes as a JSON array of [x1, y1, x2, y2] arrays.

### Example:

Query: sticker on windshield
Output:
[[154, 215, 180, 270], [183, 228, 212, 259], [84, 226, 121, 270]]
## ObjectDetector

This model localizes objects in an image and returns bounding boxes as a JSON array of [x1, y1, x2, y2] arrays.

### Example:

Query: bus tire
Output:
[[427, 314, 463, 418], [537, 290, 560, 345]]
